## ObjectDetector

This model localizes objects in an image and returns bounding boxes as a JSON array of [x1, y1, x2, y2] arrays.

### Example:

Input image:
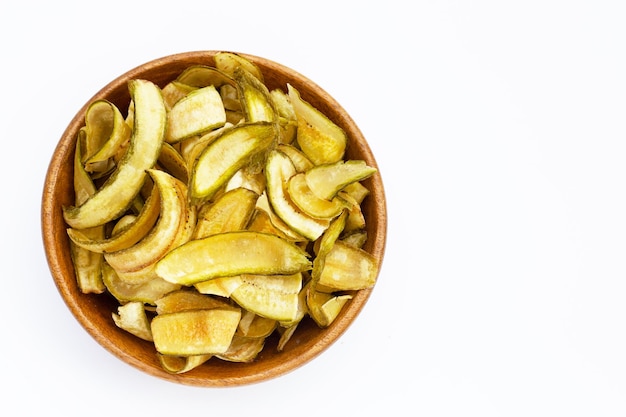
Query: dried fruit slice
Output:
[[305, 160, 377, 201], [161, 81, 195, 109], [311, 210, 347, 283], [340, 191, 367, 233], [341, 181, 370, 204], [151, 308, 241, 356], [175, 64, 235, 89], [220, 83, 243, 113], [233, 67, 276, 123], [111, 202, 195, 284], [63, 79, 166, 229], [288, 172, 345, 219], [156, 231, 311, 286], [155, 290, 231, 315], [230, 286, 299, 322], [101, 263, 180, 304], [158, 142, 189, 183], [276, 323, 299, 351], [270, 89, 297, 144], [307, 289, 352, 327], [214, 51, 264, 83], [158, 354, 212, 374], [216, 336, 265, 363], [265, 150, 329, 240], [246, 208, 294, 241], [230, 274, 303, 322], [341, 230, 368, 249], [189, 122, 276, 202], [70, 239, 104, 294], [236, 311, 277, 338], [253, 192, 306, 242], [165, 85, 226, 143], [69, 138, 105, 294], [317, 241, 378, 291], [276, 144, 314, 172], [112, 301, 153, 341], [104, 169, 187, 278], [287, 84, 346, 165], [82, 100, 131, 168], [192, 187, 258, 239], [67, 183, 160, 253], [180, 122, 232, 169], [279, 275, 308, 327]]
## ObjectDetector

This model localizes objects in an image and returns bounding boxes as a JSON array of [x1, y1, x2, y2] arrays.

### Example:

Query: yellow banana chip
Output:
[[63, 79, 166, 229], [155, 232, 311, 285], [112, 301, 153, 341], [165, 85, 226, 143], [104, 170, 188, 278], [189, 122, 275, 202], [69, 138, 105, 294], [316, 241, 378, 292], [151, 308, 241, 356], [287, 84, 346, 165]]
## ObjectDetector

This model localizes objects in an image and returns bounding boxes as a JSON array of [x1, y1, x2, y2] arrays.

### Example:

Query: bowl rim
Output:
[[41, 50, 387, 387]]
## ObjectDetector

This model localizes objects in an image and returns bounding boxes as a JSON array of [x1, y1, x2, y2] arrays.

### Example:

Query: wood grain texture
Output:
[[41, 51, 387, 387]]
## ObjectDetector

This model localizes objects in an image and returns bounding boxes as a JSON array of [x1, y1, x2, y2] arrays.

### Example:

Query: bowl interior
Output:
[[41, 51, 387, 387]]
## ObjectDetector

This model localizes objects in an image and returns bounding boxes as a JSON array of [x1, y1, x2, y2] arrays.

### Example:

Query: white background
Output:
[[3, 0, 626, 415]]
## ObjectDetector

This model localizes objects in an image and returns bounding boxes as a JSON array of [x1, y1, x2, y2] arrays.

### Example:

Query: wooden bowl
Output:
[[41, 51, 387, 387]]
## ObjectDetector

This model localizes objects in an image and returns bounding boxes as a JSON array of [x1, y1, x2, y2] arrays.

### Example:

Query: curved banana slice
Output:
[[161, 81, 196, 109], [311, 210, 348, 283], [276, 144, 314, 172], [316, 241, 378, 292], [192, 187, 258, 240], [155, 290, 232, 315], [230, 273, 303, 322], [287, 172, 345, 220], [63, 79, 166, 229], [165, 85, 226, 143], [151, 308, 242, 356], [156, 231, 311, 286], [236, 312, 277, 338], [270, 90, 297, 145], [214, 51, 264, 83], [66, 184, 161, 253], [216, 335, 266, 363], [112, 200, 195, 284], [83, 99, 131, 167], [195, 275, 244, 298], [101, 263, 180, 305], [175, 64, 236, 89], [104, 169, 187, 277], [265, 150, 329, 241], [233, 67, 276, 123], [112, 301, 153, 341], [306, 288, 352, 328], [157, 353, 212, 374], [253, 192, 306, 242], [287, 84, 346, 165], [158, 142, 189, 183], [189, 122, 276, 202], [304, 159, 377, 201], [69, 136, 105, 294]]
